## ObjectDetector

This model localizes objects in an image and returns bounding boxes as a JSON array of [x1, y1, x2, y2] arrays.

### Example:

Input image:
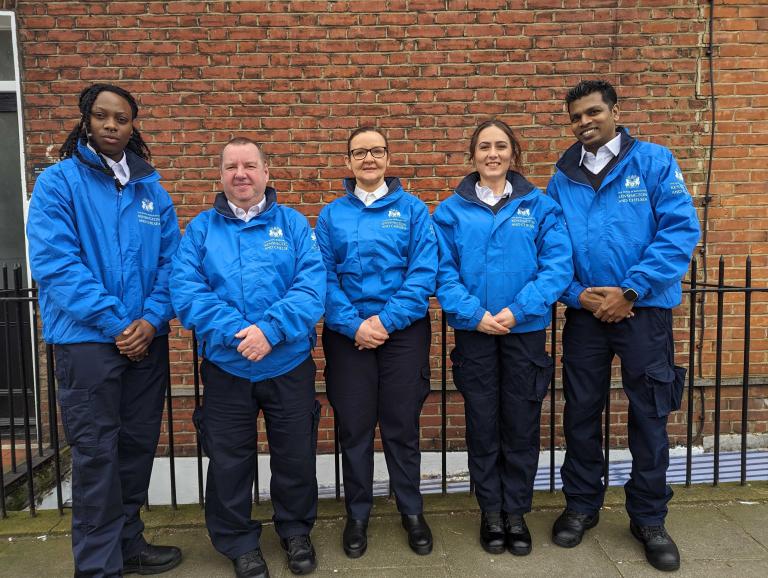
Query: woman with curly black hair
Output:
[[27, 84, 182, 577]]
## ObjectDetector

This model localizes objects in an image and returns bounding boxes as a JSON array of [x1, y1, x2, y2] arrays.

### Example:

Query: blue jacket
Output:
[[546, 129, 701, 309], [171, 190, 325, 381], [315, 177, 437, 339], [27, 143, 180, 344], [433, 171, 573, 332]]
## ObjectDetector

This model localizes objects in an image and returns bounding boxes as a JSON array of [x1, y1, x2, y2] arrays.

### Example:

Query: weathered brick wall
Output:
[[15, 1, 768, 455]]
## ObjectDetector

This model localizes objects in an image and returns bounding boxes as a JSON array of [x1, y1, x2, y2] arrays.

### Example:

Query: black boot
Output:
[[342, 518, 368, 559], [479, 511, 506, 554], [504, 513, 532, 556], [552, 508, 599, 548], [401, 513, 433, 555], [630, 522, 680, 572]]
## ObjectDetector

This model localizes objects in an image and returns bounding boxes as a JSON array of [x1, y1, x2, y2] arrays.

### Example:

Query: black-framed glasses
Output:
[[349, 146, 388, 160]]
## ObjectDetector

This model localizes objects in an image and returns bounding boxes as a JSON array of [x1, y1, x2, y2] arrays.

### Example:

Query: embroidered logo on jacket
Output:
[[137, 198, 160, 226], [618, 175, 648, 204], [382, 207, 407, 230], [510, 206, 535, 229], [670, 169, 689, 196], [264, 226, 289, 251], [624, 175, 641, 188]]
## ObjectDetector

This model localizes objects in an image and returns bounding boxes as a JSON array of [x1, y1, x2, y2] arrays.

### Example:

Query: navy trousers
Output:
[[560, 307, 686, 526], [322, 316, 431, 521], [196, 356, 320, 559], [54, 335, 169, 578], [451, 329, 552, 515]]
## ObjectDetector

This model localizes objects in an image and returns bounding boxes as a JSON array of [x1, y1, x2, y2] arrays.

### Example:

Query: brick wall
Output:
[[15, 1, 768, 456]]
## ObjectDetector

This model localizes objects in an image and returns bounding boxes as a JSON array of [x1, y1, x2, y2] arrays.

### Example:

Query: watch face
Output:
[[623, 288, 638, 302]]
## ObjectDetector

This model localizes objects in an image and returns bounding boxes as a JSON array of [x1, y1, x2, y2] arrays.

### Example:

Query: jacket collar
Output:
[[454, 170, 535, 206], [555, 126, 636, 186], [343, 176, 404, 206], [75, 141, 157, 182], [213, 187, 277, 220]]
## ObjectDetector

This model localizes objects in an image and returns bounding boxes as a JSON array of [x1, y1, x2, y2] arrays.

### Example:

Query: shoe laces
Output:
[[240, 549, 264, 564], [285, 535, 310, 552], [640, 525, 669, 543]]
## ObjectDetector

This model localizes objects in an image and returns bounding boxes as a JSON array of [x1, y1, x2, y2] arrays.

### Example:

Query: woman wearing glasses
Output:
[[315, 126, 438, 559], [432, 120, 572, 556]]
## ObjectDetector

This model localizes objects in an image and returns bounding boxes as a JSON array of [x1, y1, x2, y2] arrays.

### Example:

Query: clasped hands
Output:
[[235, 324, 273, 362], [115, 319, 156, 362], [354, 315, 389, 350], [475, 308, 516, 335], [579, 286, 635, 323]]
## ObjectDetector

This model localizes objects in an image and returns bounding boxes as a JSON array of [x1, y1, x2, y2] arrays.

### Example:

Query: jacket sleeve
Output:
[[170, 216, 250, 349], [545, 175, 587, 309], [433, 207, 485, 331], [621, 154, 701, 300], [314, 210, 365, 340], [378, 203, 438, 333], [256, 213, 326, 346], [508, 202, 574, 324], [141, 190, 181, 329], [26, 169, 132, 338]]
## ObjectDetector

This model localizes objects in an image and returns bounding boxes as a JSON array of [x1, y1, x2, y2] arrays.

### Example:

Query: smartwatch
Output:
[[622, 287, 639, 302]]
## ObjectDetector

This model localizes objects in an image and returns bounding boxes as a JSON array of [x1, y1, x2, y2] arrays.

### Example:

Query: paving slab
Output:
[[0, 534, 72, 577], [717, 502, 768, 551], [616, 559, 768, 578], [438, 510, 621, 578]]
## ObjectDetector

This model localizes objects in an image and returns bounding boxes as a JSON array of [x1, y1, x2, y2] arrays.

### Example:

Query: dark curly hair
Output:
[[59, 84, 151, 161]]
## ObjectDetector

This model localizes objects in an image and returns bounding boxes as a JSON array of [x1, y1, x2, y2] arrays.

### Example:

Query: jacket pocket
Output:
[[645, 361, 686, 418]]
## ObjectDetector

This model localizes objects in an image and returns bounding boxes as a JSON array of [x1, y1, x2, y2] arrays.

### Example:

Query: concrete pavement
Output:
[[1, 484, 767, 577]]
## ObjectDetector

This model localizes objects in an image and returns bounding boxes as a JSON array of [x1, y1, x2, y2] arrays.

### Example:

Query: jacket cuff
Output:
[[342, 318, 365, 341], [509, 303, 526, 326], [104, 316, 132, 339], [378, 310, 396, 334], [257, 321, 283, 347], [141, 312, 162, 331], [469, 306, 485, 330]]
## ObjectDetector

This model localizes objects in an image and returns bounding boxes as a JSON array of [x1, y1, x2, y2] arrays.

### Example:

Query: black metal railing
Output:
[[1, 257, 766, 518]]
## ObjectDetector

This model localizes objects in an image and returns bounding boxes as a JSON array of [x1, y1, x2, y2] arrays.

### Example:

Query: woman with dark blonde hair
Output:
[[433, 119, 573, 556], [315, 126, 438, 559]]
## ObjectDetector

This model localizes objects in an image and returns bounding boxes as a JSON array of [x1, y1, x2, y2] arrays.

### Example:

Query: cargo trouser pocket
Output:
[[58, 387, 96, 447], [192, 405, 208, 456], [645, 361, 686, 418], [311, 400, 321, 449], [449, 348, 465, 391], [527, 354, 554, 402]]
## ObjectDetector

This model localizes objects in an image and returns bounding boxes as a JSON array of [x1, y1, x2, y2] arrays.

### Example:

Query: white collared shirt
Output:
[[87, 143, 130, 185], [580, 133, 621, 175], [228, 196, 267, 223], [475, 180, 513, 207], [354, 182, 389, 207]]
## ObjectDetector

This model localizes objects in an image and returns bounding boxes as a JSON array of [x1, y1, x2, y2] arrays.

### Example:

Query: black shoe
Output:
[[551, 508, 599, 548], [401, 513, 433, 555], [479, 511, 506, 554], [342, 518, 368, 559], [504, 514, 532, 556], [123, 544, 182, 575], [280, 535, 317, 575], [233, 549, 269, 578], [630, 522, 680, 572]]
